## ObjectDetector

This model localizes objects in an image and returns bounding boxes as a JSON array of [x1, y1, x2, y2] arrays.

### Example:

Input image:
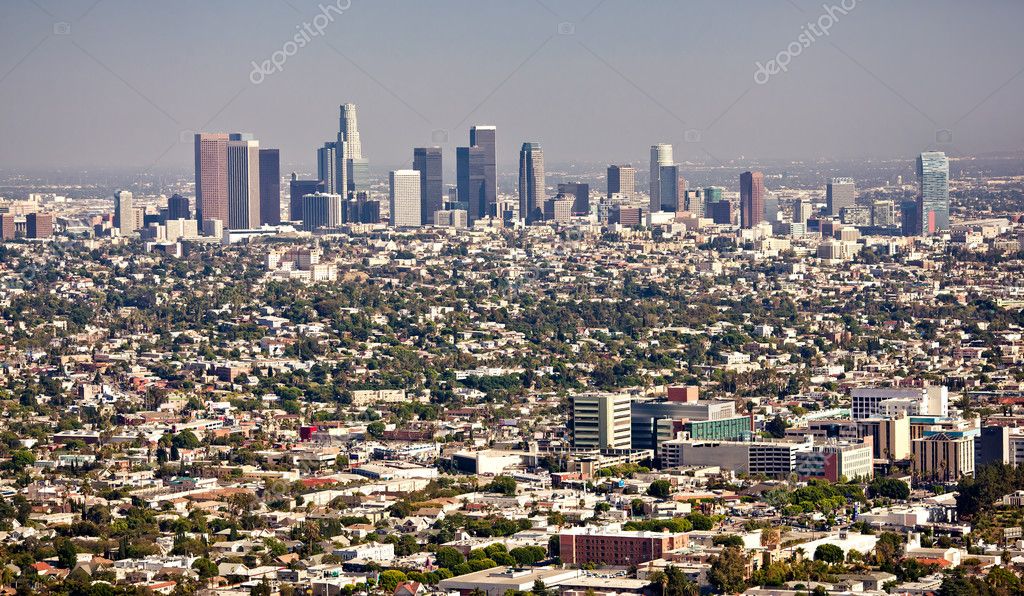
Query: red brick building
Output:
[[559, 529, 688, 566]]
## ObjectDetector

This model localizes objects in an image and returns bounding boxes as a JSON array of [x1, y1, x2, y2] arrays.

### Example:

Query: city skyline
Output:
[[1, 1, 1023, 171]]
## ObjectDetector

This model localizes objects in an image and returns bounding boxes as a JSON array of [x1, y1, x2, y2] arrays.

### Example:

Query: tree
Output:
[[192, 557, 218, 579], [647, 480, 672, 499], [765, 415, 788, 438], [367, 421, 386, 439], [55, 536, 77, 569], [378, 570, 408, 593], [171, 430, 201, 449], [686, 512, 715, 531], [868, 478, 910, 500], [874, 532, 905, 569], [434, 546, 465, 570], [708, 546, 748, 594], [486, 476, 518, 496], [814, 544, 844, 564], [251, 577, 271, 596], [532, 579, 549, 596]]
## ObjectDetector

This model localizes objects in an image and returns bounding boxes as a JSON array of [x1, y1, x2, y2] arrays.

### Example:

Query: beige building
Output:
[[912, 433, 975, 482], [571, 393, 632, 449]]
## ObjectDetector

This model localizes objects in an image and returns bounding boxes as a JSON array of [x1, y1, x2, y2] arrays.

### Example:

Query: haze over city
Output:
[[2, 0, 1024, 171]]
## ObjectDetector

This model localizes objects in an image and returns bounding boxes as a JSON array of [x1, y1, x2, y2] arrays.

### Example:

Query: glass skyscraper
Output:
[[413, 147, 443, 225], [916, 151, 949, 235], [518, 142, 545, 223]]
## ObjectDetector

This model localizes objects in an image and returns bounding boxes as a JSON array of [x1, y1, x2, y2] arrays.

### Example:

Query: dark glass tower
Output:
[[456, 145, 486, 222], [519, 142, 545, 223], [259, 149, 281, 226], [413, 147, 443, 225], [740, 171, 765, 229], [469, 125, 496, 218]]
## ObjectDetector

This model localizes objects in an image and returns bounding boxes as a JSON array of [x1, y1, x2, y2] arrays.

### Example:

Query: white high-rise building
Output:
[[389, 170, 421, 228], [571, 393, 632, 450], [114, 190, 136, 235], [227, 135, 261, 230], [340, 103, 361, 160], [649, 143, 673, 212]]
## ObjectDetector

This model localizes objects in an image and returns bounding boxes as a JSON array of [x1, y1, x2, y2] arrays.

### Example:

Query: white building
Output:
[[389, 169, 421, 228]]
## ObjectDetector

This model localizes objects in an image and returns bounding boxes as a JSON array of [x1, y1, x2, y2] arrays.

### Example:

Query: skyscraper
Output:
[[916, 151, 949, 235], [289, 173, 324, 222], [649, 144, 673, 212], [168, 194, 190, 221], [389, 170, 421, 228], [301, 192, 342, 231], [607, 165, 635, 199], [114, 190, 135, 235], [740, 171, 765, 229], [658, 165, 684, 212], [558, 182, 590, 216], [518, 142, 545, 223], [194, 133, 229, 225], [413, 147, 443, 225], [26, 212, 53, 238], [317, 142, 339, 194], [259, 149, 281, 226], [339, 103, 364, 199], [470, 125, 497, 217], [227, 134, 260, 230], [456, 145, 486, 222], [826, 177, 856, 216]]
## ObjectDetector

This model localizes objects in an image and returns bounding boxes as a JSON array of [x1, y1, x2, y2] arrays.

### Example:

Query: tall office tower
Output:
[[227, 135, 261, 230], [289, 173, 323, 222], [114, 190, 136, 235], [413, 147, 443, 224], [740, 171, 765, 229], [259, 149, 281, 226], [764, 196, 781, 225], [826, 177, 856, 216], [649, 143, 673, 212], [558, 182, 590, 215], [301, 192, 342, 231], [658, 165, 684, 212], [456, 145, 486, 222], [793, 198, 812, 223], [711, 200, 733, 224], [571, 393, 632, 449], [901, 200, 920, 236], [339, 103, 361, 160], [470, 125, 497, 217], [917, 151, 950, 235], [389, 170, 422, 228], [704, 186, 724, 210], [544, 194, 573, 223], [194, 133, 229, 225], [168, 194, 190, 221], [518, 142, 545, 223], [607, 165, 636, 199], [26, 212, 53, 238], [317, 142, 339, 194]]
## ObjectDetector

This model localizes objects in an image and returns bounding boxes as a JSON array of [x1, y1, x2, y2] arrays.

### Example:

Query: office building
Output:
[[649, 144, 673, 212], [167, 194, 190, 221], [858, 415, 912, 460], [796, 441, 874, 482], [194, 133, 229, 225], [658, 165, 683, 212], [348, 158, 370, 199], [917, 151, 950, 235], [901, 200, 920, 236], [26, 213, 53, 238], [711, 200, 732, 225], [826, 177, 856, 216], [631, 400, 737, 451], [518, 142, 545, 223], [301, 192, 342, 231], [389, 170, 422, 228], [289, 174, 323, 222], [114, 190, 136, 235], [226, 135, 261, 230], [852, 386, 948, 420], [413, 147, 443, 225], [684, 189, 705, 216], [912, 433, 975, 482], [456, 145, 486, 223], [543, 195, 572, 223], [317, 142, 339, 194], [975, 425, 1010, 468], [470, 125, 497, 218], [557, 182, 589, 216], [559, 528, 688, 566], [793, 198, 813, 223], [1, 214, 15, 240], [610, 205, 644, 226], [740, 171, 765, 229], [571, 393, 632, 450], [434, 209, 468, 228], [871, 200, 896, 227], [607, 165, 635, 200], [259, 149, 280, 226]]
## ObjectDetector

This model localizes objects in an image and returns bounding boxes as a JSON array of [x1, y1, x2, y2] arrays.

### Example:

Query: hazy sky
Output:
[[1, 0, 1023, 172]]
